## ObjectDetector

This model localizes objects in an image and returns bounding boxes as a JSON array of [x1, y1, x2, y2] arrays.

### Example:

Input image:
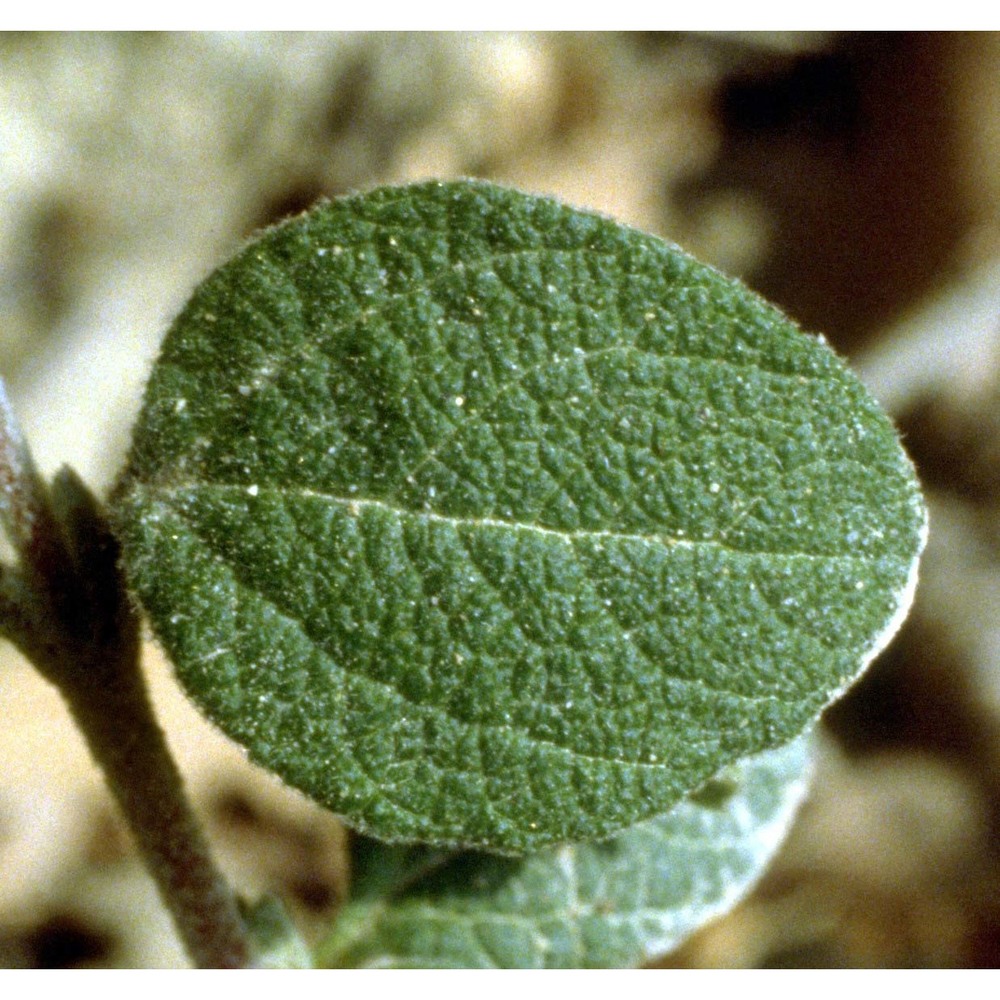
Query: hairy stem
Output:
[[0, 382, 250, 968], [55, 617, 251, 969]]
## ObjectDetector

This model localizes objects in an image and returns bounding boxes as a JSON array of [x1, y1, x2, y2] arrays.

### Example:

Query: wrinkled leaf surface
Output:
[[112, 180, 925, 851]]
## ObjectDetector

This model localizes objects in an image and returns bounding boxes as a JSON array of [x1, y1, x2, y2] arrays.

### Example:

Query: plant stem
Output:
[[56, 616, 251, 969], [0, 382, 250, 968]]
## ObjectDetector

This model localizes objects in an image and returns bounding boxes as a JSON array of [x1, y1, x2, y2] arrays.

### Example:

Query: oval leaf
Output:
[[318, 735, 814, 968], [111, 180, 926, 852]]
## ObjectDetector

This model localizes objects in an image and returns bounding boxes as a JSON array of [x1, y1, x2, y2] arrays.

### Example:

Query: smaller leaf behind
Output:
[[242, 896, 312, 969], [316, 734, 813, 969]]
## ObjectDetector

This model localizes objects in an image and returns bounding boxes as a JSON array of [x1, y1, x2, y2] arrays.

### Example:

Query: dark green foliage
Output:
[[112, 180, 925, 853]]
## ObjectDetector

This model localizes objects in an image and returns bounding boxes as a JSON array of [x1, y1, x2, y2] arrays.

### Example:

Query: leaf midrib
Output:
[[142, 481, 870, 565]]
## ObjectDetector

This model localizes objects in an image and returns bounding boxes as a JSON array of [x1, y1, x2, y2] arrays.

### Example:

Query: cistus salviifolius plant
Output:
[[2, 180, 925, 967]]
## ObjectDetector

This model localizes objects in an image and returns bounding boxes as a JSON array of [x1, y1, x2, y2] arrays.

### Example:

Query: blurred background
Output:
[[1, 31, 999, 967]]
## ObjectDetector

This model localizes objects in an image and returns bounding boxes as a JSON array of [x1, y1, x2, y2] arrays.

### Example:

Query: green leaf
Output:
[[241, 895, 313, 969], [317, 735, 813, 968], [111, 179, 926, 852]]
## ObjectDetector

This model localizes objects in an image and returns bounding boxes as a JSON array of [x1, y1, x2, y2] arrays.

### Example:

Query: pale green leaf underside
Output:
[[112, 180, 925, 852], [318, 735, 813, 968]]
